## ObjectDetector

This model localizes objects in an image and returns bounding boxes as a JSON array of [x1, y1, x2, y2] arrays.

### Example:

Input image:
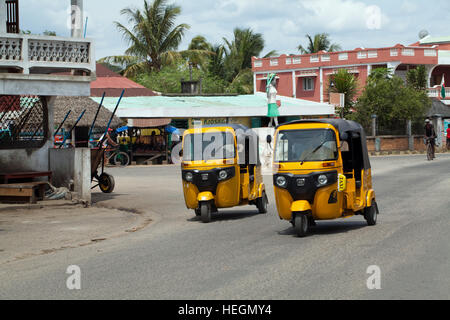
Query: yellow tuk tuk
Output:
[[270, 119, 378, 237], [181, 124, 268, 223]]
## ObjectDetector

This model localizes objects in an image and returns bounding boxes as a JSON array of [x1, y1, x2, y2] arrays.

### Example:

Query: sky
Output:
[[20, 0, 450, 60]]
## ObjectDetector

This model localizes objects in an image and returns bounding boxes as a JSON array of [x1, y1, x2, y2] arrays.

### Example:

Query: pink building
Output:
[[252, 36, 450, 105]]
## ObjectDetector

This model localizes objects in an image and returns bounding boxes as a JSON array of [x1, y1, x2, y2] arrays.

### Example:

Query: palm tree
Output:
[[222, 27, 276, 82], [184, 35, 214, 69], [99, 0, 190, 76], [208, 44, 226, 79], [298, 33, 341, 54], [328, 69, 358, 117]]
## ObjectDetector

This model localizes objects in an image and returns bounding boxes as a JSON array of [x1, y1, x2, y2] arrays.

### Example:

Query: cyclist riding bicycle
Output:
[[424, 119, 436, 159]]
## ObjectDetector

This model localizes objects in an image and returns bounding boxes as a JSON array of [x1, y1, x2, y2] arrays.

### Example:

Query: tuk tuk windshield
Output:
[[183, 131, 236, 161], [275, 129, 338, 162]]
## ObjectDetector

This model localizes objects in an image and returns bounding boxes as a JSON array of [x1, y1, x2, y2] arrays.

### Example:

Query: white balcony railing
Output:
[[427, 87, 450, 99], [427, 88, 439, 97], [0, 33, 95, 75]]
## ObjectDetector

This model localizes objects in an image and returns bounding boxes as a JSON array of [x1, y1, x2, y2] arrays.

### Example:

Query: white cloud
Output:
[[299, 0, 390, 32], [18, 0, 450, 59]]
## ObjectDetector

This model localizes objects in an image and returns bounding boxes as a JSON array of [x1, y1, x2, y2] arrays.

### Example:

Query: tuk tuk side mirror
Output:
[[266, 135, 272, 144]]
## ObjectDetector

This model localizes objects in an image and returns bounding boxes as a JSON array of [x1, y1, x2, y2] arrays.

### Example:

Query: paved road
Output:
[[1, 154, 449, 299]]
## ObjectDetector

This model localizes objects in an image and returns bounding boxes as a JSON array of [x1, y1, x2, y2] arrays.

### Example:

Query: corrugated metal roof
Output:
[[92, 93, 335, 118]]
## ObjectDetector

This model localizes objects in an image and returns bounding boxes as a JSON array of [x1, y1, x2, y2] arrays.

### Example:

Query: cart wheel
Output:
[[200, 201, 211, 223], [364, 201, 378, 226], [113, 152, 130, 167], [294, 213, 309, 238], [99, 173, 115, 194], [256, 191, 268, 214]]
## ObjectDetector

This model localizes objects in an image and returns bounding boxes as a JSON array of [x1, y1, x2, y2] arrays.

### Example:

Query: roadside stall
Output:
[[118, 118, 172, 165]]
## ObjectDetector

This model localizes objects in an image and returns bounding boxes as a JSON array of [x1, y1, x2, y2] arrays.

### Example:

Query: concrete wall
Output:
[[0, 96, 55, 172], [49, 148, 91, 203]]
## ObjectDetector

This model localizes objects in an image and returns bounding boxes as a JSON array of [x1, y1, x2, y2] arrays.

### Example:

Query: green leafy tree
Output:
[[43, 30, 57, 36], [298, 33, 341, 54], [99, 0, 190, 76], [406, 65, 428, 90], [328, 69, 359, 117], [134, 58, 228, 94], [351, 68, 430, 133]]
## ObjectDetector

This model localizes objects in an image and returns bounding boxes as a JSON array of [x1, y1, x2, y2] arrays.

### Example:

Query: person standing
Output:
[[446, 124, 450, 150]]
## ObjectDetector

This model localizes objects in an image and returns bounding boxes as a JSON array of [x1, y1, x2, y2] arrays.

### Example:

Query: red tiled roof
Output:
[[91, 63, 158, 97]]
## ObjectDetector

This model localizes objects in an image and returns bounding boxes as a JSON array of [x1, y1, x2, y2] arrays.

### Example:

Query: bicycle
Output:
[[106, 147, 130, 167], [426, 137, 435, 161]]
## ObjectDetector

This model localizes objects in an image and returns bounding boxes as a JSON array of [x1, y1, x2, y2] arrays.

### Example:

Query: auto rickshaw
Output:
[[181, 124, 268, 223], [270, 119, 379, 237]]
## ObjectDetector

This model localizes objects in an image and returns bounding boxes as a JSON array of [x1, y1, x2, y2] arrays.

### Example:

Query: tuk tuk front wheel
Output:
[[200, 201, 212, 223], [256, 191, 268, 214], [364, 202, 378, 226], [99, 173, 115, 194], [294, 213, 309, 238]]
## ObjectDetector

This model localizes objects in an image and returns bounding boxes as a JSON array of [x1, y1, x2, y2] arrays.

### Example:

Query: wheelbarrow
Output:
[[91, 147, 115, 193]]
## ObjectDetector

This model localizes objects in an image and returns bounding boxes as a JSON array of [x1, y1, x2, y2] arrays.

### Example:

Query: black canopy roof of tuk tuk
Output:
[[279, 119, 371, 170]]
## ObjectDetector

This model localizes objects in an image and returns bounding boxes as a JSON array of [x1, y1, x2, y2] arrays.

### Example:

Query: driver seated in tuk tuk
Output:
[[298, 131, 337, 161]]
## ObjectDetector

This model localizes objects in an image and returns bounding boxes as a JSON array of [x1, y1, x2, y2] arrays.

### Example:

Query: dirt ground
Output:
[[0, 200, 152, 265]]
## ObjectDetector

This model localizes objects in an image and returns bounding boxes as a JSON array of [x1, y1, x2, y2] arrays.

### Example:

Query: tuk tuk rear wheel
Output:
[[256, 191, 268, 214], [364, 202, 378, 226], [200, 202, 212, 223], [294, 213, 309, 238]]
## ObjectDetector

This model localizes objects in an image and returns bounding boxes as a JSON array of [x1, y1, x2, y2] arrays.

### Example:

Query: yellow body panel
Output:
[[291, 200, 311, 213], [198, 192, 214, 202]]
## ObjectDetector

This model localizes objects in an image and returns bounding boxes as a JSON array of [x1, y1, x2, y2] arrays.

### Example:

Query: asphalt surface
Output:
[[1, 154, 449, 300]]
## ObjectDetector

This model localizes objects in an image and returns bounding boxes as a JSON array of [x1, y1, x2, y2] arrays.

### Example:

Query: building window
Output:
[[321, 54, 330, 62], [0, 95, 48, 149], [270, 58, 278, 66], [390, 48, 398, 56], [368, 50, 378, 58], [293, 57, 301, 64], [402, 48, 415, 56], [357, 51, 367, 59], [310, 55, 319, 63], [424, 49, 437, 57], [303, 78, 314, 91], [338, 53, 348, 60], [254, 60, 262, 67], [285, 57, 292, 65]]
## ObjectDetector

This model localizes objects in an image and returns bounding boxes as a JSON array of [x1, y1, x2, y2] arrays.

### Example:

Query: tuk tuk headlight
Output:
[[276, 176, 287, 188], [185, 172, 194, 182], [317, 174, 328, 186], [218, 170, 228, 181]]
